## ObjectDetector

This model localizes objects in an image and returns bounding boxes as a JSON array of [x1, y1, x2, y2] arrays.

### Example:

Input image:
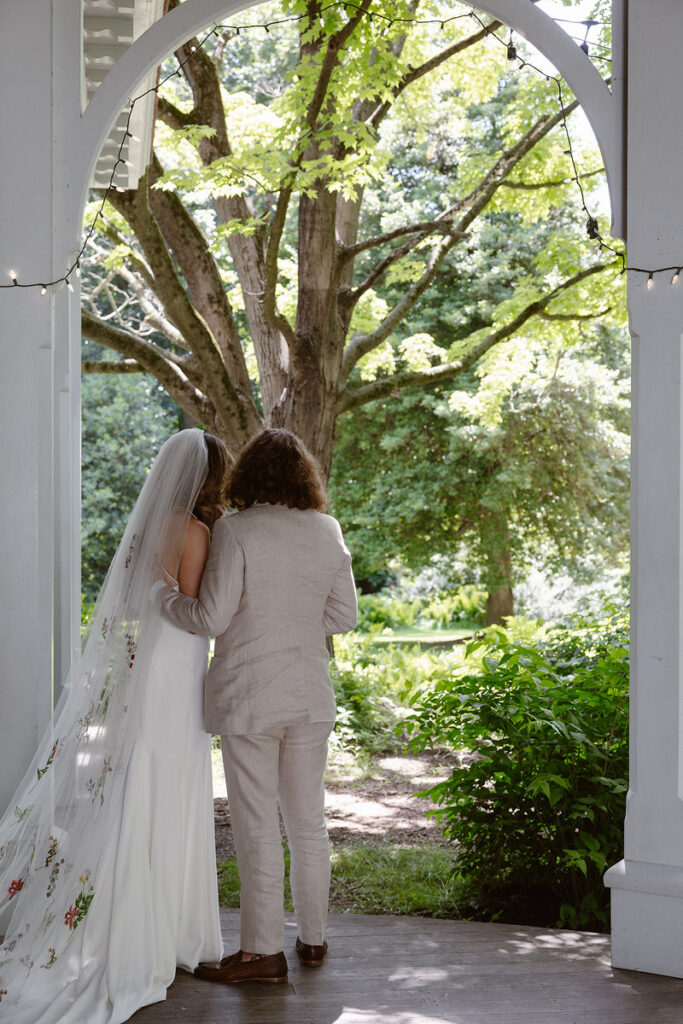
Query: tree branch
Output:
[[156, 95, 195, 131], [368, 19, 503, 131], [539, 306, 611, 322], [263, 0, 373, 347], [81, 310, 212, 426], [82, 359, 143, 374], [341, 97, 583, 379], [161, 28, 289, 414], [342, 229, 467, 379], [115, 264, 189, 350], [339, 219, 468, 262], [499, 168, 604, 192], [337, 263, 613, 412], [106, 170, 260, 440], [147, 155, 256, 399]]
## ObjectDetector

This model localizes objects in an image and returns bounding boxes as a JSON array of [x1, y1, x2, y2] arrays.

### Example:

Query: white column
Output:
[[0, 1, 82, 812], [604, 0, 683, 978]]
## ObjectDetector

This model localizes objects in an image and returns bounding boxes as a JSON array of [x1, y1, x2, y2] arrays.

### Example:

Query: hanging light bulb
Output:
[[507, 38, 518, 71], [41, 285, 47, 295], [66, 277, 74, 292], [646, 273, 655, 291], [672, 269, 681, 286], [9, 269, 17, 284]]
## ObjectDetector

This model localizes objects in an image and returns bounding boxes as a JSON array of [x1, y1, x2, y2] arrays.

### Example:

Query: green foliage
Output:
[[81, 371, 180, 601], [330, 635, 402, 753], [356, 588, 486, 631], [331, 335, 630, 599], [404, 613, 629, 930]]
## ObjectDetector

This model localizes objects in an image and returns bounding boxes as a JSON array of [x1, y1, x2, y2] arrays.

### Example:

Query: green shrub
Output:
[[356, 587, 486, 633], [404, 613, 629, 931], [330, 635, 401, 753], [356, 593, 421, 630], [81, 597, 96, 635]]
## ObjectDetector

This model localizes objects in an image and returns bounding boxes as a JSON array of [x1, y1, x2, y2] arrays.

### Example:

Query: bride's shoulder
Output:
[[188, 515, 210, 536], [186, 516, 211, 549]]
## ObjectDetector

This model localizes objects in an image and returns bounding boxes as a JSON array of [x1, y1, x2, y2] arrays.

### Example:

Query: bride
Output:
[[0, 428, 228, 1023]]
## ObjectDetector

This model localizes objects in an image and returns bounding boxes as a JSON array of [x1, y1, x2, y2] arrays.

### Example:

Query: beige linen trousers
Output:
[[159, 504, 358, 952]]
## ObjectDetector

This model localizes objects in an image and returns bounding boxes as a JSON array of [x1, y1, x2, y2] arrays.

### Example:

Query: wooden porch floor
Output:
[[130, 908, 683, 1024]]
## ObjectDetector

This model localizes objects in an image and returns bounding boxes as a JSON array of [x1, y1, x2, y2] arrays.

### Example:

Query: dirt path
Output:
[[212, 745, 457, 861]]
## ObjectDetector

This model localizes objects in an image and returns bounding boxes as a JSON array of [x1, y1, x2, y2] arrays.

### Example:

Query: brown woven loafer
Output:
[[195, 950, 288, 984], [295, 936, 328, 966]]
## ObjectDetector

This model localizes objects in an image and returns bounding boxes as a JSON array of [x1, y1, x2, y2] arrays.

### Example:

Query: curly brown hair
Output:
[[193, 433, 230, 529], [226, 429, 327, 511]]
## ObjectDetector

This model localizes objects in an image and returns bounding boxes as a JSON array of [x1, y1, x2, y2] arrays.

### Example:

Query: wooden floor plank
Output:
[[128, 909, 683, 1024]]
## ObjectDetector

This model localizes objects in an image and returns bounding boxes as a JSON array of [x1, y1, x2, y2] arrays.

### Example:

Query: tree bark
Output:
[[482, 514, 515, 627]]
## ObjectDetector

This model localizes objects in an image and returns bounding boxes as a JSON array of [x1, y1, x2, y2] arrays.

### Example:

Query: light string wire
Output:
[[0, 2, 661, 292], [466, 9, 628, 274]]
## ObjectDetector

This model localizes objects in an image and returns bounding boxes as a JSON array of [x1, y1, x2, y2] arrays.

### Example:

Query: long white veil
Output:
[[0, 428, 209, 1014]]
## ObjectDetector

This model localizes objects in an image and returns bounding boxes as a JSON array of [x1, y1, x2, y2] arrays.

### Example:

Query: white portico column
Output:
[[604, 0, 683, 979], [0, 0, 82, 812]]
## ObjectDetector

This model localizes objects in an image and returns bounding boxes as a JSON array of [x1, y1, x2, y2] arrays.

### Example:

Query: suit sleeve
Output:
[[158, 518, 245, 637], [323, 541, 358, 636]]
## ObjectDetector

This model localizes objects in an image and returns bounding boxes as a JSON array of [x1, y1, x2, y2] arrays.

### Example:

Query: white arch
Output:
[[76, 0, 624, 242]]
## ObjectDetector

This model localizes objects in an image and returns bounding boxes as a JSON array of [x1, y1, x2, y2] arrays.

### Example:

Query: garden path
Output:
[[212, 744, 457, 860]]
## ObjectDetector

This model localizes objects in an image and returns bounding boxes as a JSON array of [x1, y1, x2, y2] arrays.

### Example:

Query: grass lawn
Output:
[[217, 844, 460, 918], [369, 626, 474, 646]]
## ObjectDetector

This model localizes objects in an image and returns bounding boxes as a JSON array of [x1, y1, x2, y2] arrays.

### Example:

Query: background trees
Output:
[[81, 0, 627, 616], [329, 328, 629, 623], [81, 364, 180, 601], [81, 0, 620, 464]]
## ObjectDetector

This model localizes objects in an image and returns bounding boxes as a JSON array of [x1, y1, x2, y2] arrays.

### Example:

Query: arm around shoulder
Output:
[[160, 518, 245, 636]]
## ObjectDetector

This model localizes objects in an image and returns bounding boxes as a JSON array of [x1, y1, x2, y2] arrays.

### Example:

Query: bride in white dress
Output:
[[0, 428, 227, 1023]]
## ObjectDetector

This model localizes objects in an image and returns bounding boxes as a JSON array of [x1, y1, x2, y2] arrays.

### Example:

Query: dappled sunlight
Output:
[[339, 1011, 455, 1023], [376, 753, 452, 785], [493, 926, 611, 965]]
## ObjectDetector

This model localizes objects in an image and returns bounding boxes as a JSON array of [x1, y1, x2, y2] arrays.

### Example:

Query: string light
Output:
[[0, 3, 677, 291], [506, 35, 518, 71]]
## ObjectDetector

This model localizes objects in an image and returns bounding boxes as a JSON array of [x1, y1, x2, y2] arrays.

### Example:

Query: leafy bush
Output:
[[330, 631, 475, 753], [356, 593, 421, 630], [405, 613, 629, 931], [356, 587, 486, 633], [330, 635, 402, 753]]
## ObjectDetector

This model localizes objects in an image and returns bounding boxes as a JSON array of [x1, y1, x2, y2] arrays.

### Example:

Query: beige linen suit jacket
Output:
[[158, 504, 357, 736]]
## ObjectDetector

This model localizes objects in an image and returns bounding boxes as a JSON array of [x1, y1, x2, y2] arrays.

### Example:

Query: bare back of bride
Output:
[[0, 429, 227, 1024]]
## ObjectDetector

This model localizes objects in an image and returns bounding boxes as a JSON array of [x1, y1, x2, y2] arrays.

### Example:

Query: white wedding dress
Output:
[[2, 619, 223, 1024], [0, 430, 224, 1024]]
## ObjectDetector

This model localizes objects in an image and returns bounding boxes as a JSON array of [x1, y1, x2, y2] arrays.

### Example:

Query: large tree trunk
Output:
[[482, 514, 515, 627], [485, 584, 514, 627], [270, 172, 347, 478]]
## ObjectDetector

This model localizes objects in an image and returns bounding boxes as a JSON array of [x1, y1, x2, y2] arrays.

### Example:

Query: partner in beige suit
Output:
[[157, 429, 357, 985]]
